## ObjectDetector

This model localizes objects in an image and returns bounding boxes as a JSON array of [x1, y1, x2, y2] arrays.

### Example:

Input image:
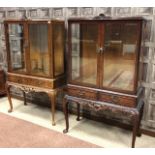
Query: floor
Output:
[[0, 96, 155, 148]]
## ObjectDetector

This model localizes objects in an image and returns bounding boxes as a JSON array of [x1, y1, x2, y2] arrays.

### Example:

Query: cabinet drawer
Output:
[[99, 92, 137, 107], [8, 74, 54, 89], [67, 87, 97, 100]]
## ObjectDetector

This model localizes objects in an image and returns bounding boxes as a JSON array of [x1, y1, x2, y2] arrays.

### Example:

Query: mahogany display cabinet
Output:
[[63, 16, 146, 147], [0, 68, 6, 96], [4, 19, 66, 125]]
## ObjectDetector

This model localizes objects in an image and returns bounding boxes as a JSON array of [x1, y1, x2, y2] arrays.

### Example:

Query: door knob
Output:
[[99, 47, 105, 54], [96, 46, 105, 54]]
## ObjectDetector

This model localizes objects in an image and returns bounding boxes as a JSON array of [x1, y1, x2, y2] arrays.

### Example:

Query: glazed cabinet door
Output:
[[101, 21, 141, 93], [28, 22, 50, 77], [52, 22, 65, 77], [6, 22, 26, 73], [69, 22, 100, 87]]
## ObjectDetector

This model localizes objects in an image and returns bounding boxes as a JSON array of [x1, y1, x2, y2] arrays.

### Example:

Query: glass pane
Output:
[[103, 22, 139, 91], [8, 24, 25, 72], [53, 23, 64, 76], [29, 24, 49, 76], [71, 23, 98, 85]]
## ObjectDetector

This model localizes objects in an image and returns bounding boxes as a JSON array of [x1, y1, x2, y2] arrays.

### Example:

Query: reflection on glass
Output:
[[53, 23, 64, 76], [103, 23, 139, 91], [29, 24, 49, 76], [8, 24, 25, 72], [71, 23, 98, 85]]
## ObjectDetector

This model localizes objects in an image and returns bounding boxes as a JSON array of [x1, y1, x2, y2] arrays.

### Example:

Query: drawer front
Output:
[[8, 74, 54, 89], [99, 92, 137, 107], [67, 87, 97, 100]]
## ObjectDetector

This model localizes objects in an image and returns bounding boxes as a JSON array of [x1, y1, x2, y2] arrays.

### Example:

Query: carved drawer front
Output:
[[99, 92, 137, 108], [8, 74, 54, 89], [67, 87, 97, 100]]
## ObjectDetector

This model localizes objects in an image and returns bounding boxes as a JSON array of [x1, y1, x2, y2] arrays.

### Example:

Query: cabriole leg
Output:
[[48, 91, 57, 126], [5, 83, 13, 113], [137, 103, 144, 137], [23, 91, 27, 106], [76, 103, 80, 121], [63, 97, 69, 133], [132, 114, 139, 148]]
